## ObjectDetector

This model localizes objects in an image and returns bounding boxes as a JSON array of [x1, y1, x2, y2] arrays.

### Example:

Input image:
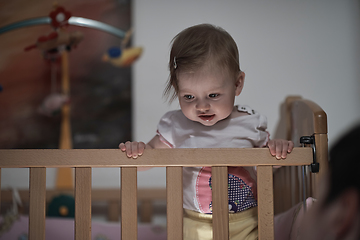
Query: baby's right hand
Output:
[[119, 141, 146, 159]]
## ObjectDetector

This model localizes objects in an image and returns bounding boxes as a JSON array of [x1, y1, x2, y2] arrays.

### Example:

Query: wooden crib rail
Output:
[[0, 148, 311, 168], [0, 148, 312, 240], [273, 96, 328, 214], [290, 98, 328, 180]]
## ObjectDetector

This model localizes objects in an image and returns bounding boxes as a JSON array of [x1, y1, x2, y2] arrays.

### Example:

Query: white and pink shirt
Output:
[[157, 105, 269, 213]]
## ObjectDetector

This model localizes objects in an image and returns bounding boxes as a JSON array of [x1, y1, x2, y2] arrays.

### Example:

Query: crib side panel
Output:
[[121, 167, 137, 240], [0, 148, 314, 240], [274, 96, 328, 214], [212, 166, 229, 240], [257, 166, 274, 240], [0, 148, 312, 168], [0, 168, 1, 213], [291, 99, 328, 201], [291, 99, 327, 145], [166, 167, 183, 240], [29, 167, 46, 240], [314, 133, 328, 197], [75, 167, 92, 240]]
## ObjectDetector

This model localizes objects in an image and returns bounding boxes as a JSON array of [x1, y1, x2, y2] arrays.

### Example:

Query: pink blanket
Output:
[[0, 215, 167, 240]]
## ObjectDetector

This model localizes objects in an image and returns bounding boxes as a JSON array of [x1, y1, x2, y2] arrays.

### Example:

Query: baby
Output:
[[120, 24, 293, 240]]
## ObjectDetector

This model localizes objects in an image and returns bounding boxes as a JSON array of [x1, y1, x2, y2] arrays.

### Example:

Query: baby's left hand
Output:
[[267, 139, 294, 159]]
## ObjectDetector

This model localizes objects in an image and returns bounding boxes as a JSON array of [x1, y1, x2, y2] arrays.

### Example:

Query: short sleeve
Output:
[[254, 112, 269, 147], [156, 110, 177, 148], [237, 105, 269, 148]]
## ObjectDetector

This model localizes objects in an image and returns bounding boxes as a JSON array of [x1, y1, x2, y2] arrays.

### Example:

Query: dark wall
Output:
[[0, 0, 132, 149]]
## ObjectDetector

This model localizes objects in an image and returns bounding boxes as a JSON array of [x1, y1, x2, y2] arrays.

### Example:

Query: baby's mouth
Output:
[[199, 114, 215, 121]]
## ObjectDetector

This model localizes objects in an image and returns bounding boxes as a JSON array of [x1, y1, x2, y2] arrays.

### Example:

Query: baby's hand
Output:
[[119, 141, 146, 159], [267, 139, 294, 159]]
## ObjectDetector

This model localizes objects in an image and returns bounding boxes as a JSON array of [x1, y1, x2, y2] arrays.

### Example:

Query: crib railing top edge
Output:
[[0, 148, 312, 168], [292, 99, 328, 134]]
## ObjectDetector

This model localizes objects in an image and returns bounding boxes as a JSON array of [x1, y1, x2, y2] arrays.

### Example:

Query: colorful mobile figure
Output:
[[24, 6, 84, 60], [102, 29, 143, 67]]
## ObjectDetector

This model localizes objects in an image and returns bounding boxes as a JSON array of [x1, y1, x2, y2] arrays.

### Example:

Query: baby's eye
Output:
[[184, 95, 194, 100], [209, 93, 219, 98]]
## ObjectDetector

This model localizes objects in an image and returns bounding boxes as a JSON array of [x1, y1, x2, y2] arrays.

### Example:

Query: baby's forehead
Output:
[[177, 68, 233, 89], [179, 63, 232, 78]]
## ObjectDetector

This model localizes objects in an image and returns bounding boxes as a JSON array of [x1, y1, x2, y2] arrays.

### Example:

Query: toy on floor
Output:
[[0, 189, 22, 237], [47, 194, 75, 218]]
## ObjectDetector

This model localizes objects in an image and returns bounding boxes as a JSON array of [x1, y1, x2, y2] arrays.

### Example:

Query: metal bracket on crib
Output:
[[300, 135, 319, 173]]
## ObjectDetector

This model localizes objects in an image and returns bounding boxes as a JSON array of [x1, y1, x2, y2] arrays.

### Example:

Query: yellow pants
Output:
[[183, 207, 258, 240]]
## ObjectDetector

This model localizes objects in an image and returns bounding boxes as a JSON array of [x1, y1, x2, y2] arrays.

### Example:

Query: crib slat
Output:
[[314, 133, 328, 198], [121, 167, 137, 240], [166, 167, 183, 240], [29, 167, 46, 240], [284, 167, 292, 210], [212, 166, 229, 240], [257, 166, 274, 240], [0, 168, 1, 213], [75, 167, 92, 240]]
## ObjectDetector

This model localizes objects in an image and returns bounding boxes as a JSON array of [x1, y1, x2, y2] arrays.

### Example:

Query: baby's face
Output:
[[177, 66, 241, 126]]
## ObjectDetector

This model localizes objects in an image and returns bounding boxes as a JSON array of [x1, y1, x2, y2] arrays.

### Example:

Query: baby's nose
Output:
[[196, 100, 210, 112]]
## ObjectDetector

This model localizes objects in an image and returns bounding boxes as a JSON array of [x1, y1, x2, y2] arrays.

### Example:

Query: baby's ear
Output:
[[235, 71, 245, 96]]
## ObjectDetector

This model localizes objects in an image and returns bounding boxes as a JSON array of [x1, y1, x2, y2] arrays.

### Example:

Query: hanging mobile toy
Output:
[[24, 6, 84, 60], [102, 29, 143, 67], [38, 93, 70, 117], [37, 57, 70, 117], [21, 6, 77, 116]]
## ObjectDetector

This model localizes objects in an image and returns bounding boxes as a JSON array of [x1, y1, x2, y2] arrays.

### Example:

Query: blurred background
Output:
[[0, 0, 132, 150], [1, 0, 359, 190]]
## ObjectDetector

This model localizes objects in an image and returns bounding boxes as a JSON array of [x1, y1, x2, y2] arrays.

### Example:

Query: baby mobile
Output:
[[24, 6, 82, 118], [0, 5, 142, 193]]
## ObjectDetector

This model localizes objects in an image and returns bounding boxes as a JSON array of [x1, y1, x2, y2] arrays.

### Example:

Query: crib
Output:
[[0, 95, 328, 240]]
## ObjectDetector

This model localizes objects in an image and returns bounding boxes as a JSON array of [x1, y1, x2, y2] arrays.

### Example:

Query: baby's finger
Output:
[[119, 143, 126, 151], [275, 142, 283, 159], [271, 139, 284, 159], [124, 141, 133, 157], [138, 142, 145, 156], [281, 141, 288, 159], [131, 142, 139, 159], [268, 141, 276, 156], [288, 141, 294, 153]]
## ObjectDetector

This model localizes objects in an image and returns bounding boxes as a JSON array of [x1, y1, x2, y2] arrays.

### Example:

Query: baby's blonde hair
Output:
[[164, 24, 241, 102]]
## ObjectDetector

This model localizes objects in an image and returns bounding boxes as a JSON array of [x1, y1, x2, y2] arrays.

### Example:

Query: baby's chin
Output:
[[198, 120, 218, 127]]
